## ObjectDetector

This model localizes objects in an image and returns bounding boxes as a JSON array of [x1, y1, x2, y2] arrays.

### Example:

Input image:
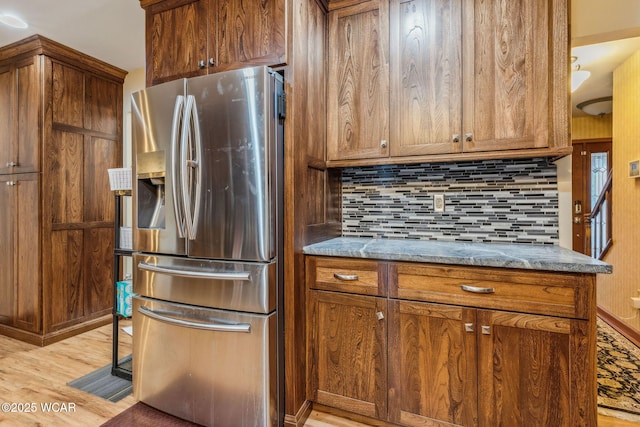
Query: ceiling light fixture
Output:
[[0, 14, 28, 29], [571, 65, 590, 92], [577, 96, 613, 116]]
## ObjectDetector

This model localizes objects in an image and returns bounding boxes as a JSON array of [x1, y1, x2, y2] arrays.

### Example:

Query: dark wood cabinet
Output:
[[327, 0, 570, 165], [141, 0, 287, 86], [306, 256, 598, 426], [0, 35, 126, 345], [326, 0, 389, 161]]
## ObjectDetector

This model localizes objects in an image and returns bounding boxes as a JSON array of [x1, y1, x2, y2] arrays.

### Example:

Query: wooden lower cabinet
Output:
[[307, 290, 387, 420], [388, 301, 589, 426], [306, 256, 597, 426]]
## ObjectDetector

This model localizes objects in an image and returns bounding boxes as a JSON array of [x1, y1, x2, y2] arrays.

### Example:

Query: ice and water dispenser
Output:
[[136, 150, 166, 230]]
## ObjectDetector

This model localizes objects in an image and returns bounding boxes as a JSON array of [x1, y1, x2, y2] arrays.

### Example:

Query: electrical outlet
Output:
[[433, 194, 445, 212]]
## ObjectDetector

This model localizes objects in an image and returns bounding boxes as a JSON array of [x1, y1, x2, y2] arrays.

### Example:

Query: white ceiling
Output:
[[0, 0, 639, 117], [0, 0, 144, 72]]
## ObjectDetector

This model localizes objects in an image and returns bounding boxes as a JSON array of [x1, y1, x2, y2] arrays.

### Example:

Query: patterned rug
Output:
[[597, 318, 640, 420]]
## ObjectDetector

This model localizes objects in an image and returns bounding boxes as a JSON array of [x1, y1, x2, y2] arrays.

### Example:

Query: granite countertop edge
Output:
[[302, 237, 613, 274]]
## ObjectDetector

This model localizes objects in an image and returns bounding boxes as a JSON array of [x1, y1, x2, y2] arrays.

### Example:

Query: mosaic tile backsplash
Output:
[[341, 158, 559, 245]]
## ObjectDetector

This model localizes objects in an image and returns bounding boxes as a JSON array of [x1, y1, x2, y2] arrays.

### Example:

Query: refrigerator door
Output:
[[133, 296, 277, 427], [185, 66, 280, 262], [131, 78, 187, 256]]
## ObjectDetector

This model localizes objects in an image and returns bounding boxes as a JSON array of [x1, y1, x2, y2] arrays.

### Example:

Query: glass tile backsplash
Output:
[[341, 157, 559, 245]]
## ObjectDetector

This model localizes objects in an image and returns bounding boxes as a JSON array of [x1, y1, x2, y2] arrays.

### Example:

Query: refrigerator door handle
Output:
[[138, 305, 251, 333], [138, 261, 251, 280], [171, 95, 186, 238], [180, 95, 203, 241]]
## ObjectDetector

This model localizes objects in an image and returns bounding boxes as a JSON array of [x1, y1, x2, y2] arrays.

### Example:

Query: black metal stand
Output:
[[112, 191, 133, 381]]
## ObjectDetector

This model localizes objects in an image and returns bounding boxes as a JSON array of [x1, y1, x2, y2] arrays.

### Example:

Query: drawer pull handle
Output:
[[334, 273, 359, 281], [461, 284, 495, 294]]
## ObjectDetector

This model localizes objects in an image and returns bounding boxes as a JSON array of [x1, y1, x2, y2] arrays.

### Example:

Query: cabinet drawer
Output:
[[390, 263, 592, 319], [306, 256, 387, 296]]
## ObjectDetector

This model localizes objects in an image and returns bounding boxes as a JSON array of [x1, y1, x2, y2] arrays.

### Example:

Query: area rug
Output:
[[67, 359, 132, 403], [100, 402, 202, 427], [597, 318, 640, 419]]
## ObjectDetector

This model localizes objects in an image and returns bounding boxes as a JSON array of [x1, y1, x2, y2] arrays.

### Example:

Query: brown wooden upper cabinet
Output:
[[140, 0, 287, 86], [327, 0, 569, 165]]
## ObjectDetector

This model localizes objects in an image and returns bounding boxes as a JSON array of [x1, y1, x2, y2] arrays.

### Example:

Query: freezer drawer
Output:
[[133, 296, 277, 427], [134, 253, 276, 313]]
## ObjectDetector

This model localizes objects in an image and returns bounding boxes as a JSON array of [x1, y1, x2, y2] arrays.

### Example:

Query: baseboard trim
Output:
[[284, 400, 312, 427], [0, 315, 112, 346], [598, 306, 640, 348]]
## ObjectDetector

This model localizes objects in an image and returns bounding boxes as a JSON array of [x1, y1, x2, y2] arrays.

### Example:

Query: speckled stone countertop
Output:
[[303, 237, 612, 274]]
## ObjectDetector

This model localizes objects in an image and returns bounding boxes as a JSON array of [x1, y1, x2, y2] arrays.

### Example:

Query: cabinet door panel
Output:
[[388, 300, 477, 426], [52, 62, 84, 128], [390, 0, 462, 156], [49, 130, 83, 224], [49, 230, 84, 331], [83, 227, 114, 316], [308, 290, 387, 419], [84, 136, 118, 222], [16, 58, 40, 173], [215, 0, 286, 71], [477, 310, 577, 426], [0, 177, 16, 325], [327, 0, 389, 161], [148, 0, 208, 85], [14, 175, 40, 332], [85, 76, 120, 135], [463, 0, 552, 152]]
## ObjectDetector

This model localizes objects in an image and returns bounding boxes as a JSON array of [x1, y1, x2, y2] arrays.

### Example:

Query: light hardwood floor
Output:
[[0, 322, 637, 426]]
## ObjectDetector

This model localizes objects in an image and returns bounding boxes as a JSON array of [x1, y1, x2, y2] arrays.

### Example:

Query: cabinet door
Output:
[[0, 57, 40, 175], [388, 300, 477, 426], [146, 0, 208, 85], [327, 0, 389, 161], [477, 310, 594, 426], [462, 0, 567, 152], [0, 174, 40, 332], [389, 0, 463, 156], [214, 0, 286, 72], [308, 290, 387, 419]]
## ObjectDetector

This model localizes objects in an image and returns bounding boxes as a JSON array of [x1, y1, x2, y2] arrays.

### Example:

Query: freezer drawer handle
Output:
[[138, 262, 251, 280], [138, 306, 251, 333]]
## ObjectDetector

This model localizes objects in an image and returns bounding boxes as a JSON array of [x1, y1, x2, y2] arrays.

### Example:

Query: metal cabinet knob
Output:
[[465, 133, 473, 142], [5, 181, 16, 186], [376, 311, 385, 321], [209, 58, 215, 66], [380, 140, 388, 149], [464, 323, 474, 332], [452, 134, 460, 143], [198, 60, 206, 68], [6, 161, 17, 167], [481, 325, 491, 335]]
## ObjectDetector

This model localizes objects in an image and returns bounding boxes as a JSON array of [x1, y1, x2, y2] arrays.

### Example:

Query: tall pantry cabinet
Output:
[[0, 35, 127, 346]]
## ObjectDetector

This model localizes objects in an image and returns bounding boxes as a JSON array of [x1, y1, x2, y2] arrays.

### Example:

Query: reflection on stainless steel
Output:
[[131, 66, 284, 427]]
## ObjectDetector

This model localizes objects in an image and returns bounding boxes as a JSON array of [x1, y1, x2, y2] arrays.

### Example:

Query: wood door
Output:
[[308, 290, 387, 419], [462, 0, 567, 153], [327, 0, 390, 161], [388, 300, 477, 427], [389, 0, 463, 156], [213, 0, 287, 72], [0, 57, 40, 175], [571, 139, 612, 255], [145, 0, 208, 86], [477, 310, 595, 426]]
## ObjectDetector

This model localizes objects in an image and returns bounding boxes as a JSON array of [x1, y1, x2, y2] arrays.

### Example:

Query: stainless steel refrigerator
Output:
[[130, 66, 285, 427]]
